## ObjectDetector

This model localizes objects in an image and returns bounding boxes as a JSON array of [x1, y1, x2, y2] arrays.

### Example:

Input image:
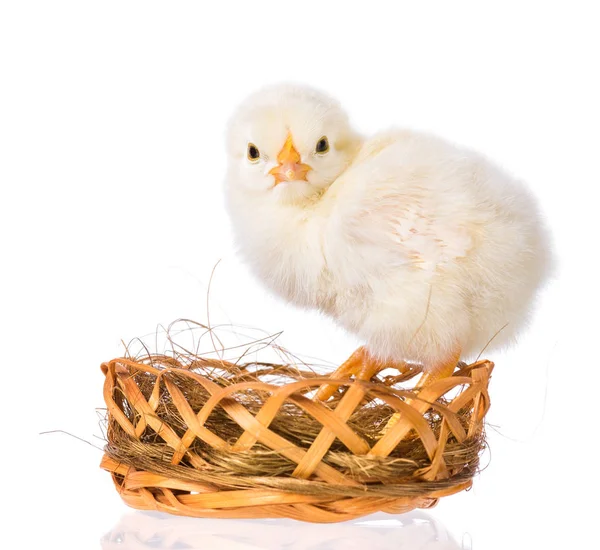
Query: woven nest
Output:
[[101, 339, 492, 523]]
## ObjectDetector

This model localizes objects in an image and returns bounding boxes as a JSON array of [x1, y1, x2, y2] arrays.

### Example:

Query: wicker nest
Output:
[[101, 349, 492, 523]]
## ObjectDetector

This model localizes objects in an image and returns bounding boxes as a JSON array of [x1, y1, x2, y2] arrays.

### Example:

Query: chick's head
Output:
[[225, 84, 359, 206]]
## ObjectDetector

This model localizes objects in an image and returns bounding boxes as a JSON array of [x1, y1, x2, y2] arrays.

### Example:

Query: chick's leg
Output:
[[314, 347, 368, 402], [415, 349, 461, 388]]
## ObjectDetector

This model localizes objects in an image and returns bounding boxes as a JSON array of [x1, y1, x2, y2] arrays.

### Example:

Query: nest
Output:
[[101, 336, 492, 523]]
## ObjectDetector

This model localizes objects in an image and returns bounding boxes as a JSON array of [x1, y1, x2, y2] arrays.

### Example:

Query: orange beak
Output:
[[269, 133, 312, 185]]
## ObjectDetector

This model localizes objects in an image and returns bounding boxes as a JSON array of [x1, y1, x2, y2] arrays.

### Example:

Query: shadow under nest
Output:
[[103, 353, 487, 499]]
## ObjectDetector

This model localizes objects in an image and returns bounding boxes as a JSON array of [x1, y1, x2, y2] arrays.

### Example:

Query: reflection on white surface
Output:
[[102, 510, 463, 550]]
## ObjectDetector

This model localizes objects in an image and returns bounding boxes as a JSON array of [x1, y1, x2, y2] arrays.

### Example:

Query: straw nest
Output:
[[101, 324, 492, 523]]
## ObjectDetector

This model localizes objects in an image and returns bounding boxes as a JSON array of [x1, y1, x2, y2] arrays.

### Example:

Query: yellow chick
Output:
[[224, 84, 552, 389]]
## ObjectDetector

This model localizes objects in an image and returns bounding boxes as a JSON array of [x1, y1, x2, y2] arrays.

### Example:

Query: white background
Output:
[[2, 1, 599, 548]]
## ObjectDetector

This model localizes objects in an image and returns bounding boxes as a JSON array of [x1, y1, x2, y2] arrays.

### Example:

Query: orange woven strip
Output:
[[292, 383, 363, 478], [123, 471, 217, 493], [163, 376, 231, 465], [180, 371, 359, 485], [103, 364, 137, 438], [116, 372, 208, 470], [232, 378, 370, 454], [369, 376, 479, 457]]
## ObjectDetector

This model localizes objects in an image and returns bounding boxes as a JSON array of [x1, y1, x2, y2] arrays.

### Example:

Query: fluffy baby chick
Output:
[[224, 84, 552, 390]]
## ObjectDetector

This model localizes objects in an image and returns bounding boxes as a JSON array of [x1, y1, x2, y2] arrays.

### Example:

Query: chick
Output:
[[224, 84, 552, 394]]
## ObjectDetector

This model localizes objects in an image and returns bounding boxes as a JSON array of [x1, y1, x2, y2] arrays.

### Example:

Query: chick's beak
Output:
[[269, 133, 311, 184]]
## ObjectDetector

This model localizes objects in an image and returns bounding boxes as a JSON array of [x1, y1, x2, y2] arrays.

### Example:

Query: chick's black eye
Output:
[[247, 143, 260, 161], [316, 136, 329, 154]]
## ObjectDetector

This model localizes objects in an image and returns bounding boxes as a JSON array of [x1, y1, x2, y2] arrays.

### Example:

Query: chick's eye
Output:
[[247, 143, 260, 161], [315, 136, 329, 154]]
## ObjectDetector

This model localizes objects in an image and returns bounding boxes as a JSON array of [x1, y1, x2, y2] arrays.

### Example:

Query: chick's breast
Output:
[[319, 130, 551, 365]]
